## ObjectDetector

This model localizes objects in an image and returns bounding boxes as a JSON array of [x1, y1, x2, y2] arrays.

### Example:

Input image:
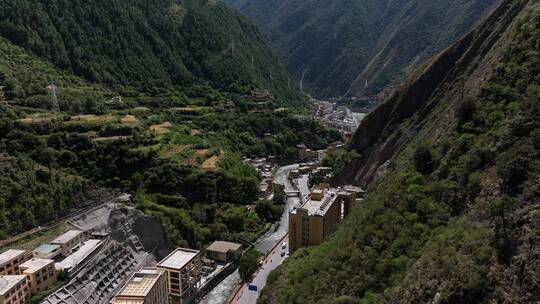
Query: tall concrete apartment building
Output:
[[111, 268, 168, 304], [0, 275, 30, 304], [0, 250, 31, 276], [289, 188, 356, 252], [157, 248, 202, 303]]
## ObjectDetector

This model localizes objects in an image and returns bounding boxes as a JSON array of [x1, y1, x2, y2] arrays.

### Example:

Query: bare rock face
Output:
[[132, 216, 170, 260], [72, 202, 169, 260], [334, 0, 526, 188], [108, 205, 169, 260]]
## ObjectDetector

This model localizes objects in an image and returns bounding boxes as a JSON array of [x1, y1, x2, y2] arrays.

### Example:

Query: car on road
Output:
[[281, 242, 287, 249], [280, 252, 286, 257]]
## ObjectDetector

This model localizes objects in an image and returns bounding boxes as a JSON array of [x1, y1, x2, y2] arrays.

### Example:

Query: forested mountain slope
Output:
[[0, 0, 339, 247], [0, 0, 301, 100], [225, 0, 498, 98], [260, 0, 540, 303]]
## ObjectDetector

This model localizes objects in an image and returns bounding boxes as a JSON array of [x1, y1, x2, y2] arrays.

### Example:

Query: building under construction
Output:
[[157, 248, 202, 304], [111, 268, 168, 304]]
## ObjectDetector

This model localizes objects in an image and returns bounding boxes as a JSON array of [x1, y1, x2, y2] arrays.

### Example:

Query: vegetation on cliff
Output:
[[0, 0, 302, 101], [0, 0, 340, 247], [225, 0, 497, 97], [260, 1, 540, 303]]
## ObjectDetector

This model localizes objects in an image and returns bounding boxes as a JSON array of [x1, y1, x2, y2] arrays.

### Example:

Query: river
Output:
[[353, 112, 367, 125], [199, 164, 302, 304]]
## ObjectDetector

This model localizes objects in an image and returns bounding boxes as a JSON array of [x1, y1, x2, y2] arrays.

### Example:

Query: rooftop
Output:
[[343, 185, 365, 194], [20, 258, 54, 274], [206, 241, 242, 254], [0, 275, 26, 295], [292, 189, 342, 217], [157, 248, 200, 270], [34, 244, 61, 255], [0, 249, 27, 265], [55, 239, 102, 271], [112, 269, 164, 302], [51, 230, 83, 245]]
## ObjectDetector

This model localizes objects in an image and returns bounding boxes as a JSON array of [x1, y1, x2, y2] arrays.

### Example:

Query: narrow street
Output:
[[229, 167, 309, 304], [229, 237, 289, 304], [199, 164, 306, 304]]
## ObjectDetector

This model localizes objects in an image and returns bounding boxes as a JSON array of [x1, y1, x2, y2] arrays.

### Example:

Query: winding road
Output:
[[199, 164, 307, 304]]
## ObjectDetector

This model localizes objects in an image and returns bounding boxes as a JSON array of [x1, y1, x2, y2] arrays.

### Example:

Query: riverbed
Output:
[[199, 164, 301, 304]]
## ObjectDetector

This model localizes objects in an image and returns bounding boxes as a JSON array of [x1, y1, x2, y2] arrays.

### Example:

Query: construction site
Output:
[[0, 194, 245, 304]]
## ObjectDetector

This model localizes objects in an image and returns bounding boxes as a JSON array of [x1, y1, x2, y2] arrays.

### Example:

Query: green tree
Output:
[[490, 195, 516, 263], [272, 184, 286, 205], [414, 144, 435, 175], [239, 248, 260, 281], [496, 145, 531, 193]]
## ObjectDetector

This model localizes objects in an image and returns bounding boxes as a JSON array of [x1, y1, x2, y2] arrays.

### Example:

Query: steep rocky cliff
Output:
[[260, 0, 540, 303], [336, 0, 529, 187]]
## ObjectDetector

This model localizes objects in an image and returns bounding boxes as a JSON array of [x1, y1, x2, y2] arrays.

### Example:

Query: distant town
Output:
[[310, 98, 366, 142]]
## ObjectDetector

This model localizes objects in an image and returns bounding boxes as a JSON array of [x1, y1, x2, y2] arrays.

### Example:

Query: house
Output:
[[206, 241, 242, 263], [111, 268, 168, 304], [50, 230, 84, 257], [157, 248, 202, 303], [0, 275, 30, 304], [32, 244, 61, 260], [19, 259, 57, 294], [0, 250, 31, 276]]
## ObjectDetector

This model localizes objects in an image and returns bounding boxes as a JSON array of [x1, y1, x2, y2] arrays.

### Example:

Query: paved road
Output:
[[297, 174, 310, 201], [229, 169, 309, 304], [229, 237, 289, 304], [199, 164, 302, 304]]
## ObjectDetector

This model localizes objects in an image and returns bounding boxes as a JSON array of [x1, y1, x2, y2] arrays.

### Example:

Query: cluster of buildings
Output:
[[288, 185, 364, 253], [250, 90, 274, 101], [311, 99, 360, 141], [289, 164, 333, 180], [110, 241, 243, 304], [244, 157, 278, 198], [0, 229, 96, 304], [1, 223, 247, 304], [296, 141, 345, 163]]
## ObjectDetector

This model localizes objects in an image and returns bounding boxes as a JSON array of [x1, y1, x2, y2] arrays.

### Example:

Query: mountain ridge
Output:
[[259, 0, 540, 302], [0, 0, 302, 101], [224, 0, 499, 98]]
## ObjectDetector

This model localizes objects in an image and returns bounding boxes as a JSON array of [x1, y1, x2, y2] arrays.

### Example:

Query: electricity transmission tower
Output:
[[48, 81, 60, 112]]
